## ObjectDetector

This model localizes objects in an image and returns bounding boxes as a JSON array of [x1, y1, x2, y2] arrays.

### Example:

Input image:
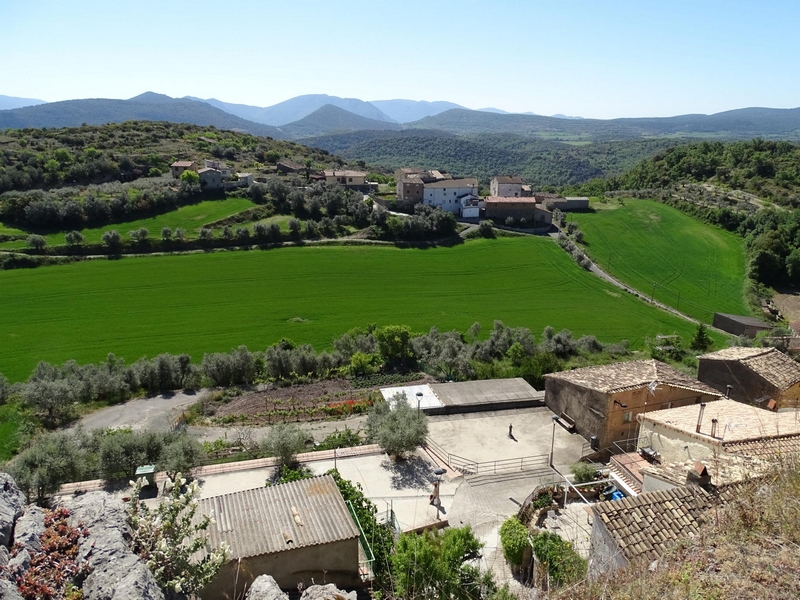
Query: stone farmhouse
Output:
[[490, 176, 530, 198], [197, 167, 223, 190], [697, 346, 800, 410], [544, 360, 721, 452], [197, 474, 362, 599], [169, 160, 196, 179], [635, 398, 800, 465]]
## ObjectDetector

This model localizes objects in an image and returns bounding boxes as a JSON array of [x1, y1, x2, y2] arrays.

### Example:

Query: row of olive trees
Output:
[[9, 427, 203, 503]]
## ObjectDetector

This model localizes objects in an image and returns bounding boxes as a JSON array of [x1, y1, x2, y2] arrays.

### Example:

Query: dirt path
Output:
[[75, 389, 205, 432]]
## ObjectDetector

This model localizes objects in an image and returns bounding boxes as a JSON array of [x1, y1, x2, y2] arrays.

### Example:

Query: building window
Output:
[[623, 411, 632, 423]]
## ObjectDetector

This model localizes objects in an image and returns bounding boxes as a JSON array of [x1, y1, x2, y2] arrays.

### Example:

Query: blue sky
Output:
[[1, 0, 798, 118]]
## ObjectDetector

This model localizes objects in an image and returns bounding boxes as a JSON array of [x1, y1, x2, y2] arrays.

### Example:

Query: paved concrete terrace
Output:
[[427, 407, 587, 472]]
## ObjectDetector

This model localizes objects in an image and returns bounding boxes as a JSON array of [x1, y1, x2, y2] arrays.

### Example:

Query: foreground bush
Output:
[[366, 393, 428, 459]]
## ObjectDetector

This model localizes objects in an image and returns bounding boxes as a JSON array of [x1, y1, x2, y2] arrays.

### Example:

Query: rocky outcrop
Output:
[[0, 579, 25, 600], [63, 492, 165, 600], [13, 505, 45, 553], [244, 575, 288, 600], [0, 473, 25, 548], [300, 584, 357, 600], [243, 577, 357, 600]]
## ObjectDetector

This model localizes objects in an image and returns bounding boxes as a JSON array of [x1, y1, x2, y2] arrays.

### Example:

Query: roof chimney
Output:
[[696, 402, 707, 434], [710, 418, 718, 439]]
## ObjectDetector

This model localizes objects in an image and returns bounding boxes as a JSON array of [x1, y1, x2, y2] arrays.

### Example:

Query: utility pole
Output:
[[651, 282, 657, 303]]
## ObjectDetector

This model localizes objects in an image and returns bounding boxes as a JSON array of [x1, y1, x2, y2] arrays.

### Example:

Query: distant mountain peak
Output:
[[129, 91, 176, 103]]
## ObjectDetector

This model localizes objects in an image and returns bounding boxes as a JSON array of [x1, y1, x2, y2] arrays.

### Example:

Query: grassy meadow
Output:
[[0, 237, 718, 382], [569, 199, 749, 322], [0, 198, 257, 249]]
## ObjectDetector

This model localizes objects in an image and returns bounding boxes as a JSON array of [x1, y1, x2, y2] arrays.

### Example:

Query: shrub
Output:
[[101, 229, 122, 249], [174, 227, 186, 240], [27, 234, 47, 250], [65, 230, 85, 246], [161, 226, 172, 240], [499, 517, 529, 566], [315, 426, 362, 451], [260, 423, 308, 466], [570, 461, 598, 483], [530, 530, 587, 587], [0, 373, 9, 405], [127, 474, 230, 596], [199, 227, 213, 240]]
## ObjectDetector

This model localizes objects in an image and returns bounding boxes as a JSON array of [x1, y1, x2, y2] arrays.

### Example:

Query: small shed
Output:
[[712, 312, 771, 338], [198, 474, 362, 599]]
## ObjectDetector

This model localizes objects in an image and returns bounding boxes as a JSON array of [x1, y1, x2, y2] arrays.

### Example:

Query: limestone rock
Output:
[[0, 544, 8, 567], [300, 584, 357, 600], [244, 575, 289, 600], [0, 473, 25, 548], [8, 548, 30, 571], [13, 505, 45, 553], [0, 579, 25, 600], [63, 492, 165, 600]]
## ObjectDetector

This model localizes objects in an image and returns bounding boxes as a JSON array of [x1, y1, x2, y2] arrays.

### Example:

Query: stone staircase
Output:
[[608, 453, 644, 495]]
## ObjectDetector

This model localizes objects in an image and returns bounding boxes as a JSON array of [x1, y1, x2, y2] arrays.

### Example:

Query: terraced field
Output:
[[0, 198, 256, 249], [0, 237, 716, 381], [569, 199, 749, 322]]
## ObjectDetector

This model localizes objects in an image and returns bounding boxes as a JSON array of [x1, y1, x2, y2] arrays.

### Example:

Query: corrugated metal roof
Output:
[[198, 474, 359, 560]]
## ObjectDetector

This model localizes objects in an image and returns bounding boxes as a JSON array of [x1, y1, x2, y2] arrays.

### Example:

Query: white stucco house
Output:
[[423, 178, 479, 214]]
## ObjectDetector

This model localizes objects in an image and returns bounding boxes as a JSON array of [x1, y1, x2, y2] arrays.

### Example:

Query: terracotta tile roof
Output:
[[198, 474, 358, 560], [639, 398, 800, 442], [400, 177, 424, 184], [171, 160, 195, 167], [197, 167, 219, 174], [545, 360, 721, 396], [724, 432, 800, 459], [324, 170, 366, 177], [484, 196, 538, 204], [492, 176, 523, 184], [700, 347, 800, 390], [592, 487, 714, 563], [424, 178, 478, 188]]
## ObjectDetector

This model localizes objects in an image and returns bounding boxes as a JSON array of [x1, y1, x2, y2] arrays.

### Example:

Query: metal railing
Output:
[[423, 437, 548, 476], [346, 500, 375, 582]]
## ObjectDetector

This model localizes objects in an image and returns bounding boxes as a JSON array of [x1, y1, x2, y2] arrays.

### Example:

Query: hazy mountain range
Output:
[[1, 92, 800, 145]]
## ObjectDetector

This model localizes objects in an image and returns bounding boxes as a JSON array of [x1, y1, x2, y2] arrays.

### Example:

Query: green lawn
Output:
[[0, 198, 256, 249], [0, 237, 718, 382], [568, 199, 749, 322]]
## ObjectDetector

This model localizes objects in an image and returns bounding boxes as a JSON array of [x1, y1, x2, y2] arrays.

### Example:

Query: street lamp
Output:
[[416, 391, 423, 414], [549, 415, 559, 469], [613, 399, 628, 408]]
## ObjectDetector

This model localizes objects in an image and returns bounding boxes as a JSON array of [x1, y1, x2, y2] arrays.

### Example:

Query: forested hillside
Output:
[[0, 121, 341, 193], [304, 130, 679, 186]]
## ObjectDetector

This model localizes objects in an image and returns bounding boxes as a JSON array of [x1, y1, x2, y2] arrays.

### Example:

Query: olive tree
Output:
[[366, 393, 428, 459], [65, 230, 85, 246], [101, 229, 122, 249], [260, 423, 308, 467], [27, 234, 47, 251]]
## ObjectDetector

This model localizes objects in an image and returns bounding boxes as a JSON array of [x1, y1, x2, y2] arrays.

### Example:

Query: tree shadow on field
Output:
[[382, 454, 437, 491]]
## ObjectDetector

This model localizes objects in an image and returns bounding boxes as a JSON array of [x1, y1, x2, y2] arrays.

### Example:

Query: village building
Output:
[[712, 312, 771, 338], [197, 167, 223, 190], [276, 160, 306, 175], [204, 159, 232, 179], [394, 168, 450, 183], [236, 172, 254, 186], [533, 193, 590, 211], [198, 475, 362, 599], [697, 346, 800, 409], [638, 453, 769, 494], [635, 398, 800, 465], [544, 360, 721, 452], [323, 170, 375, 192], [169, 160, 197, 179], [589, 486, 717, 576], [397, 177, 425, 203], [489, 176, 523, 197], [483, 196, 553, 227], [423, 178, 479, 214]]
